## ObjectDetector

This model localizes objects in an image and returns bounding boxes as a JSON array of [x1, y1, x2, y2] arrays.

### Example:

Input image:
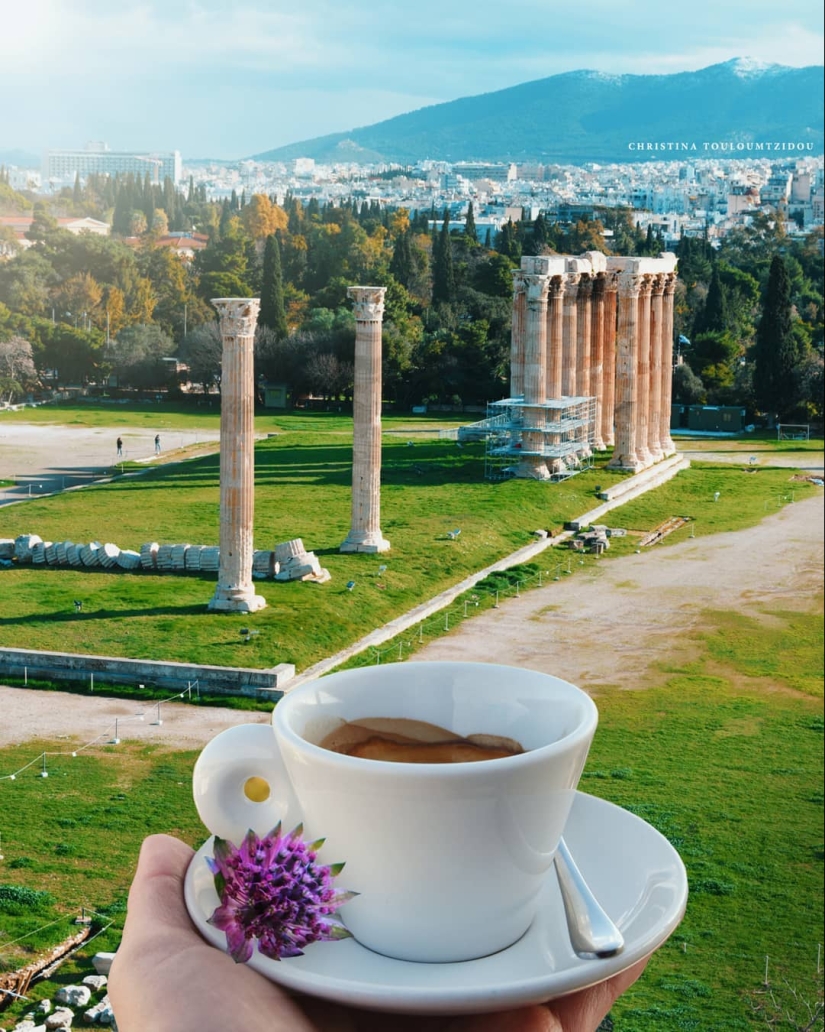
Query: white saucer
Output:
[[184, 791, 688, 1015]]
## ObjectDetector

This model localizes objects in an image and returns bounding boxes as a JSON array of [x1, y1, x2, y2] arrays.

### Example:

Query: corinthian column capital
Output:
[[663, 272, 678, 296], [650, 274, 666, 296], [211, 298, 261, 336], [523, 272, 551, 304], [638, 275, 655, 298], [549, 274, 566, 300], [347, 286, 386, 322], [618, 272, 644, 297]]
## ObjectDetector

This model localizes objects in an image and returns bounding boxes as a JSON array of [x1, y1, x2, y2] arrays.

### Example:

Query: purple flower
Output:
[[206, 823, 356, 963]]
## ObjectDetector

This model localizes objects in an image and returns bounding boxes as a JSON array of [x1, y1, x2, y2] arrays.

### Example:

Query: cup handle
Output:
[[192, 724, 301, 844]]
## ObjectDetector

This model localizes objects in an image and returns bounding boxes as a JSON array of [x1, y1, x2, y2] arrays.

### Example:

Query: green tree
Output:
[[389, 228, 415, 290], [672, 362, 706, 404], [753, 255, 801, 418], [108, 323, 174, 388], [693, 266, 728, 336], [259, 234, 288, 339], [432, 209, 455, 305], [464, 202, 478, 245]]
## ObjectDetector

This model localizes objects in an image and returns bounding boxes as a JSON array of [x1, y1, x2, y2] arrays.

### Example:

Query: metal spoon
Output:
[[554, 837, 625, 958]]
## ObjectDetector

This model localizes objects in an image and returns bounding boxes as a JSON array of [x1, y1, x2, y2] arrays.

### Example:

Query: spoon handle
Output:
[[555, 837, 625, 958]]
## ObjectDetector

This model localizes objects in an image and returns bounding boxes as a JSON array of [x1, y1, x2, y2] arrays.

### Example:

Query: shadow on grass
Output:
[[0, 602, 210, 627]]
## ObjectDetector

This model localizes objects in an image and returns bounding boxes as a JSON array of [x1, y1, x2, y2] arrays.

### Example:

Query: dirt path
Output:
[[413, 491, 824, 693]]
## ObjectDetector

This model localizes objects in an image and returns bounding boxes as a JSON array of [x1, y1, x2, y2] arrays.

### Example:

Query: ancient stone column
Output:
[[517, 264, 552, 480], [607, 273, 644, 472], [340, 286, 390, 553], [510, 268, 526, 398], [575, 275, 593, 398], [601, 273, 619, 447], [660, 273, 678, 456], [545, 275, 566, 401], [590, 273, 606, 451], [647, 274, 666, 463], [561, 274, 580, 397], [634, 275, 655, 469], [208, 298, 266, 613]]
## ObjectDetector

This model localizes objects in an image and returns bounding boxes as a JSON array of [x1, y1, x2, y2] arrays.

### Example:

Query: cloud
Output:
[[0, 0, 821, 157]]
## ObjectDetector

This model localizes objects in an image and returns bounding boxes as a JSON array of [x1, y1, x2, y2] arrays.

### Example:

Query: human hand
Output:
[[109, 835, 649, 1032]]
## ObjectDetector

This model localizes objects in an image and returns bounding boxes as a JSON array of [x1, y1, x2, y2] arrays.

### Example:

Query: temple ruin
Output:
[[208, 297, 267, 612], [340, 286, 391, 553], [484, 252, 678, 480]]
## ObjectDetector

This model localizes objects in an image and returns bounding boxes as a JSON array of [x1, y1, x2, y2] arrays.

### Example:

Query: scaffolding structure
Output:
[[482, 396, 597, 481]]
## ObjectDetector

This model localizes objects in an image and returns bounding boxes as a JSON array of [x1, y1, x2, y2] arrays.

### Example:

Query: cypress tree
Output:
[[72, 172, 82, 204], [753, 255, 801, 418], [464, 201, 478, 244], [694, 266, 728, 335], [259, 234, 288, 339], [484, 227, 492, 248], [390, 228, 415, 289], [432, 208, 455, 304]]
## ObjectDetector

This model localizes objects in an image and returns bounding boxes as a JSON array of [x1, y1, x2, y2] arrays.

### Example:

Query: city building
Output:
[[43, 143, 182, 188]]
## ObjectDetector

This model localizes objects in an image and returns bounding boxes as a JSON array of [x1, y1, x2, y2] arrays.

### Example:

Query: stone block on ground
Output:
[[55, 986, 91, 1007], [274, 539, 305, 563], [92, 951, 116, 975], [81, 975, 107, 991], [0, 537, 15, 558], [116, 549, 141, 570], [14, 533, 42, 561], [139, 542, 158, 569], [44, 1009, 73, 1029]]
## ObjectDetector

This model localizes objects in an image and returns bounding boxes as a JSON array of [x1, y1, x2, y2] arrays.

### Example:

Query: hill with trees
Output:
[[252, 60, 824, 165]]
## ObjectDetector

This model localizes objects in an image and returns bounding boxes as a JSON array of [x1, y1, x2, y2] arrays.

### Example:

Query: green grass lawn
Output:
[[0, 610, 821, 1029], [0, 412, 822, 1029], [1, 412, 820, 674]]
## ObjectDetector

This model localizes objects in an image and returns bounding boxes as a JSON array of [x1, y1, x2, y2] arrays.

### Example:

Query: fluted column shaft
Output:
[[602, 275, 618, 447], [607, 274, 644, 472], [561, 275, 580, 396], [635, 276, 655, 468], [545, 276, 565, 400], [518, 273, 551, 479], [209, 297, 266, 613], [341, 286, 389, 552], [660, 274, 677, 455], [590, 274, 606, 450], [510, 270, 526, 398], [575, 275, 593, 398], [648, 275, 665, 462]]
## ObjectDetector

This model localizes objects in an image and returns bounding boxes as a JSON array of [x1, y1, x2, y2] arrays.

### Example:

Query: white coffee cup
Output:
[[192, 661, 598, 963]]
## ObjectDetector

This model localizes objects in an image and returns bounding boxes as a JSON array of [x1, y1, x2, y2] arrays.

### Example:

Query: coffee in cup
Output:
[[193, 661, 598, 963], [317, 716, 524, 763]]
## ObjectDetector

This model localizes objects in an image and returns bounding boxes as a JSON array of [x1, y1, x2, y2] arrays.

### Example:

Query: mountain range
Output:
[[251, 59, 824, 166]]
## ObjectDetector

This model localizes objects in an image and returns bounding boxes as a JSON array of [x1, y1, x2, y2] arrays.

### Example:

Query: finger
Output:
[[550, 957, 650, 1030], [123, 834, 196, 940]]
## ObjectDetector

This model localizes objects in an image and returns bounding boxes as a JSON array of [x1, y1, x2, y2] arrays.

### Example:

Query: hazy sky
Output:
[[1, 0, 823, 160]]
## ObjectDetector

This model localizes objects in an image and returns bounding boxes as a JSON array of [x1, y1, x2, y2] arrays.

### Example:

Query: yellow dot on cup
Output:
[[243, 776, 271, 803]]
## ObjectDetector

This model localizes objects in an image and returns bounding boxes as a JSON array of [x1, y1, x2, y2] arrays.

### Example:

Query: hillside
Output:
[[251, 59, 824, 165]]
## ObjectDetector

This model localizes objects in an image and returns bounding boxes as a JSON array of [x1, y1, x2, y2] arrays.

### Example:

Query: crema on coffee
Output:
[[317, 717, 524, 763]]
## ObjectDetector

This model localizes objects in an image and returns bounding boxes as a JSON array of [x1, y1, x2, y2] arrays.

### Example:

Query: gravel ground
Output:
[[0, 421, 221, 506]]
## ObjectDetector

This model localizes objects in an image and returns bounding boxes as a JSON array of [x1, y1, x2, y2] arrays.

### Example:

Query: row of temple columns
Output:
[[510, 252, 678, 476], [204, 254, 679, 613]]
